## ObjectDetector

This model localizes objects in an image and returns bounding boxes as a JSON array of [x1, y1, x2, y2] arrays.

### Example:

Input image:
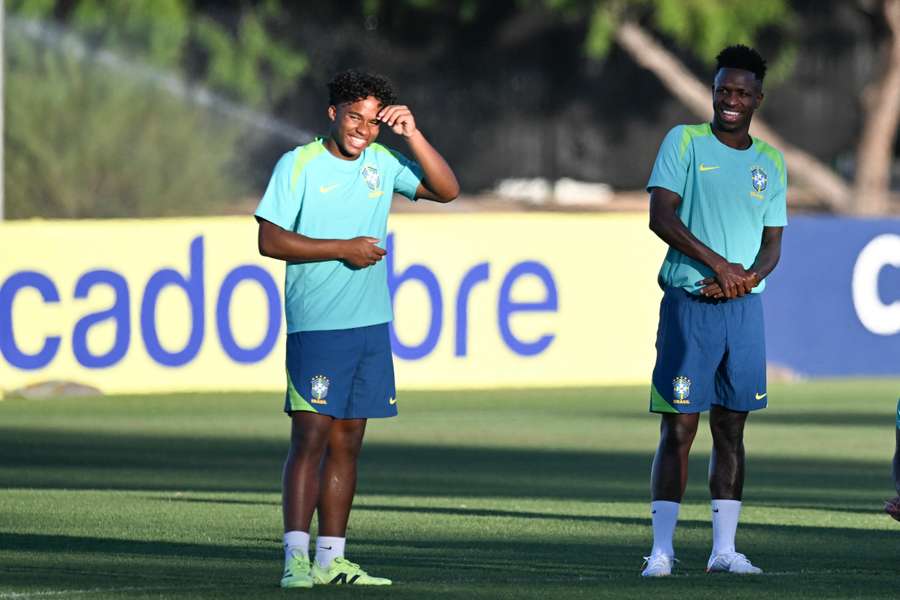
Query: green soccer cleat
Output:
[[280, 551, 313, 589], [311, 557, 392, 586]]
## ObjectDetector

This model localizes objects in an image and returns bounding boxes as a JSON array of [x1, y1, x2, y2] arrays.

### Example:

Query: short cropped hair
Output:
[[327, 70, 397, 106], [715, 45, 767, 81]]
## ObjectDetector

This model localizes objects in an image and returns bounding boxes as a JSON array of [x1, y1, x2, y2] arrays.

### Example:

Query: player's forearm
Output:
[[650, 210, 728, 273], [405, 130, 459, 202], [749, 227, 783, 281], [749, 247, 779, 281], [258, 221, 346, 262]]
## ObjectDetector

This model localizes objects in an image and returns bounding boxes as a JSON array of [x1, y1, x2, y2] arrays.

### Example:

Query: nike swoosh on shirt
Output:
[[319, 184, 340, 193], [699, 164, 720, 172], [755, 392, 767, 400], [389, 397, 397, 405]]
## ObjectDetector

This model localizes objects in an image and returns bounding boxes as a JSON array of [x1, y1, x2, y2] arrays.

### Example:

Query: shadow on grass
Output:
[[2, 524, 899, 600], [0, 427, 893, 510], [0, 531, 271, 562], [753, 411, 895, 427]]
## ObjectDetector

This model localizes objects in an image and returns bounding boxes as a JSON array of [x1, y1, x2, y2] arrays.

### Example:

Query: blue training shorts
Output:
[[650, 287, 768, 414], [284, 323, 397, 419]]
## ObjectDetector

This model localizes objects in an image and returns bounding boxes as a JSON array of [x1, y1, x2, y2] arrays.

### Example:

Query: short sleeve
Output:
[[647, 126, 689, 198], [389, 149, 424, 200], [763, 161, 788, 227], [254, 150, 301, 230]]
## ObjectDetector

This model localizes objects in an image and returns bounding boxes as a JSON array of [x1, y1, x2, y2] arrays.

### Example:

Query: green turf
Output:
[[1, 380, 898, 599]]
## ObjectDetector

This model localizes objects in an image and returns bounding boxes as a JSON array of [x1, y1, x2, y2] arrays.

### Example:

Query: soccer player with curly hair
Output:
[[255, 69, 458, 588], [640, 45, 787, 577]]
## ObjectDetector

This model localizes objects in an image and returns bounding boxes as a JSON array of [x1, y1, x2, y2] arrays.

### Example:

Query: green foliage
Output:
[[5, 26, 243, 218], [13, 0, 309, 108], [4, 0, 308, 218], [6, 0, 55, 19], [70, 0, 190, 69], [194, 0, 307, 107], [533, 0, 793, 78], [584, 1, 626, 57], [650, 0, 791, 63], [382, 0, 795, 82]]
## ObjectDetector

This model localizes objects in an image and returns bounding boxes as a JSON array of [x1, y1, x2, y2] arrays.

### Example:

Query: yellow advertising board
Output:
[[0, 214, 666, 394]]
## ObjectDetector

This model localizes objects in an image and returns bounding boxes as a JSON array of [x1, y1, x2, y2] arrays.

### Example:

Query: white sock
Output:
[[283, 530, 309, 561], [711, 499, 742, 556], [650, 500, 680, 557], [315, 536, 346, 568]]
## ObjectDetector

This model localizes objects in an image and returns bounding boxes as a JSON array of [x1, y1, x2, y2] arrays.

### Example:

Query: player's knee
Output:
[[666, 433, 695, 451], [329, 420, 366, 451], [290, 424, 331, 455], [661, 421, 698, 449], [329, 431, 365, 460]]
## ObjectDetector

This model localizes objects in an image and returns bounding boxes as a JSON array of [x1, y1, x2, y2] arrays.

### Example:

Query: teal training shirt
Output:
[[255, 137, 423, 333], [647, 123, 788, 294]]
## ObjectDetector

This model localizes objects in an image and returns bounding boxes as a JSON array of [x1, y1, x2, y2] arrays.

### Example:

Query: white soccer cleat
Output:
[[641, 553, 675, 577], [706, 552, 763, 574]]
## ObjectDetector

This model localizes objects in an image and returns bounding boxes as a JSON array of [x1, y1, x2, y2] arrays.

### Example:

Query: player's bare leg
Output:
[[708, 405, 747, 499], [280, 412, 334, 588], [651, 413, 700, 501], [643, 413, 699, 576], [283, 412, 334, 532], [309, 418, 389, 585], [317, 418, 367, 536], [706, 405, 760, 573]]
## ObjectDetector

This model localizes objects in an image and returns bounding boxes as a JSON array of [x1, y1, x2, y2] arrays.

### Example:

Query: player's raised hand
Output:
[[340, 237, 387, 268], [377, 105, 417, 137], [885, 496, 900, 522]]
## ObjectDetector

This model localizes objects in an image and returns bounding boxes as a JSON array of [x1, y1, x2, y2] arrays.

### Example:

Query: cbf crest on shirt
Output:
[[646, 123, 788, 295], [254, 138, 423, 333], [361, 165, 381, 196]]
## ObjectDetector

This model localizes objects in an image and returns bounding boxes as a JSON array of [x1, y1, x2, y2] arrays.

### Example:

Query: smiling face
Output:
[[711, 68, 763, 135], [325, 96, 384, 160]]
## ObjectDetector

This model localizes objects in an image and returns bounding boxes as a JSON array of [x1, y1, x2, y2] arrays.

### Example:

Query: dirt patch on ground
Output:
[[5, 380, 103, 399]]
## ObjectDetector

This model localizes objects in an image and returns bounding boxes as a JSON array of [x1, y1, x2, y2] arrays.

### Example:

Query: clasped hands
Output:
[[698, 262, 760, 299]]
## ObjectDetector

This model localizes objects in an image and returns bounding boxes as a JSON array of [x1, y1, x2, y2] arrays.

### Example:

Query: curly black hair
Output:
[[716, 45, 767, 81], [327, 70, 397, 106]]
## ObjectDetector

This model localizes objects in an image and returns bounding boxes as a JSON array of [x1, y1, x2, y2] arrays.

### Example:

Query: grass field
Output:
[[1, 380, 899, 599]]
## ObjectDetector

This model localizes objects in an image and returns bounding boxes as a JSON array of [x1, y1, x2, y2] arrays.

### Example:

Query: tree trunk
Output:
[[854, 0, 900, 215], [615, 21, 853, 213]]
